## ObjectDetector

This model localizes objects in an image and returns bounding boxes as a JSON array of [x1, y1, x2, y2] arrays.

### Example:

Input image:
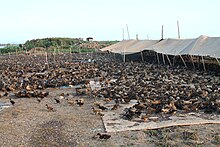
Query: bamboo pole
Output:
[[69, 45, 72, 61], [122, 28, 125, 40], [190, 55, 195, 70], [179, 55, 187, 67], [123, 47, 126, 62], [162, 54, 166, 65], [45, 49, 49, 69], [172, 56, 176, 66], [53, 47, 56, 63], [177, 20, 180, 39], [215, 57, 220, 66], [166, 54, 172, 66], [126, 24, 130, 40], [140, 51, 144, 62], [156, 52, 160, 64], [201, 56, 206, 71]]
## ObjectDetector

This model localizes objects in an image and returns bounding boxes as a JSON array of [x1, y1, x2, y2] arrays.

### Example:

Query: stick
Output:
[[216, 57, 220, 66], [162, 54, 166, 65], [179, 55, 187, 67], [172, 55, 176, 66], [156, 52, 160, 64], [126, 24, 130, 40], [140, 51, 144, 62], [166, 54, 172, 66], [201, 56, 206, 71], [177, 20, 180, 39], [190, 55, 195, 70]]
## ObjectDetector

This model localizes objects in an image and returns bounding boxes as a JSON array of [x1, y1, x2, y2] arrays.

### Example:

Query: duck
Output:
[[37, 97, 42, 103], [76, 98, 84, 107], [3, 92, 8, 97], [97, 103, 108, 110], [67, 100, 76, 106], [92, 107, 103, 115], [9, 98, 15, 105], [141, 115, 149, 122], [96, 133, 111, 140], [54, 98, 60, 104], [46, 104, 55, 111], [111, 103, 119, 110]]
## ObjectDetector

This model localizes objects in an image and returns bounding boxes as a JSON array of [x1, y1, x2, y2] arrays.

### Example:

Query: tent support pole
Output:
[[166, 54, 172, 66], [215, 57, 220, 66], [162, 54, 166, 65], [140, 51, 144, 62], [201, 56, 206, 71], [172, 55, 176, 66], [190, 55, 195, 70], [123, 47, 126, 62], [179, 55, 187, 67], [156, 52, 160, 64]]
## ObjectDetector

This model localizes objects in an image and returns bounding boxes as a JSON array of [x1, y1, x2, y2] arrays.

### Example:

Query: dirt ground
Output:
[[0, 87, 219, 147]]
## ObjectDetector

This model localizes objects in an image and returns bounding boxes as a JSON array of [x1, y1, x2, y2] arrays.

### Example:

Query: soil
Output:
[[0, 88, 220, 147]]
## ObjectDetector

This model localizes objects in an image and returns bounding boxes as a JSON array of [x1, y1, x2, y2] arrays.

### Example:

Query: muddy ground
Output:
[[0, 87, 220, 147]]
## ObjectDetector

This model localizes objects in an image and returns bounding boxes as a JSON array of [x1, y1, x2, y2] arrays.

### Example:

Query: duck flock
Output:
[[0, 53, 220, 122]]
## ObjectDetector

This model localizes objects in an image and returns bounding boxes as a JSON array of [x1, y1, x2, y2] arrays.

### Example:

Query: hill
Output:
[[23, 38, 119, 53]]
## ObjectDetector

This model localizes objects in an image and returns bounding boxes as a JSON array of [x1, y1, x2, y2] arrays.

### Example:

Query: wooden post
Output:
[[172, 56, 176, 66], [156, 52, 160, 64], [190, 55, 195, 70], [122, 28, 125, 40], [126, 24, 130, 40], [45, 49, 49, 69], [123, 47, 126, 62], [69, 46, 72, 61], [179, 55, 187, 67], [166, 54, 172, 66], [201, 56, 206, 71], [162, 54, 166, 65], [140, 51, 144, 62], [53, 47, 56, 63], [215, 57, 220, 66], [177, 20, 180, 39], [161, 25, 164, 40]]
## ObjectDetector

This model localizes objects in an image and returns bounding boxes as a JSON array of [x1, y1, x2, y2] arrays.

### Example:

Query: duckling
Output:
[[54, 98, 60, 104], [103, 98, 112, 102], [76, 98, 84, 107], [67, 100, 76, 106], [9, 98, 15, 105], [141, 115, 149, 122], [93, 101, 101, 106], [3, 92, 8, 97], [97, 103, 108, 110], [96, 133, 111, 140], [60, 93, 65, 96], [46, 104, 55, 111], [111, 104, 119, 110], [92, 107, 102, 115]]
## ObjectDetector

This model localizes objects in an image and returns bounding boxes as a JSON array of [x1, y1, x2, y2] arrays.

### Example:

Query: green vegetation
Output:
[[0, 38, 118, 54], [0, 45, 22, 54], [23, 37, 119, 52]]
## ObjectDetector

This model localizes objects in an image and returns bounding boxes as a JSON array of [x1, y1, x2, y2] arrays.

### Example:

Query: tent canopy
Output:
[[100, 35, 220, 58]]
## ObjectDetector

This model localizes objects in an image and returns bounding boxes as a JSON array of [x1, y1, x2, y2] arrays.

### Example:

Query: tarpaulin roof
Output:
[[100, 39, 159, 55], [100, 35, 220, 58]]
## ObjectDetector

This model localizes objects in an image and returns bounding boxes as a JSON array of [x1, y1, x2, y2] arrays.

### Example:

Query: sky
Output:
[[0, 0, 220, 43]]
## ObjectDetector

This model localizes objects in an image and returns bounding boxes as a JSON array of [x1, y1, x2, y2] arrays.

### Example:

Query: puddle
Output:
[[0, 102, 11, 111], [59, 85, 74, 89]]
